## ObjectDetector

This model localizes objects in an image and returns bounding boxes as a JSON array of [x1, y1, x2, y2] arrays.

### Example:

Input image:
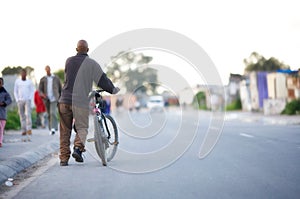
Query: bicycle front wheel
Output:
[[103, 114, 119, 162], [94, 115, 107, 166]]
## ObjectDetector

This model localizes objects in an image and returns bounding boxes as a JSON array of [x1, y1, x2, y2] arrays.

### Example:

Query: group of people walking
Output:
[[0, 40, 119, 167], [0, 65, 62, 145]]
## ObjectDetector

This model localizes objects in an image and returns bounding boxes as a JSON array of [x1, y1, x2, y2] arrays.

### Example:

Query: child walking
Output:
[[0, 77, 12, 147], [34, 90, 46, 128]]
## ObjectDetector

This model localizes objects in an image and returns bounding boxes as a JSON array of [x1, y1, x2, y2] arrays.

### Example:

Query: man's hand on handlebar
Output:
[[112, 87, 120, 94]]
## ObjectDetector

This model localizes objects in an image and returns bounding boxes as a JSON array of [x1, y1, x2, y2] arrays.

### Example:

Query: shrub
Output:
[[193, 91, 207, 110], [5, 108, 37, 130], [281, 99, 300, 115], [226, 98, 242, 111], [5, 108, 20, 130]]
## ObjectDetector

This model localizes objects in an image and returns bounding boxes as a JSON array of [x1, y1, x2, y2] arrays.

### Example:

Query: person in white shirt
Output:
[[14, 69, 35, 140]]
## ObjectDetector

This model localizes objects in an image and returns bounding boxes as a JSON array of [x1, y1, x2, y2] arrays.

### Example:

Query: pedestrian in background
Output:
[[39, 65, 62, 135], [0, 77, 12, 147], [34, 90, 46, 128], [102, 96, 111, 114], [14, 69, 35, 141]]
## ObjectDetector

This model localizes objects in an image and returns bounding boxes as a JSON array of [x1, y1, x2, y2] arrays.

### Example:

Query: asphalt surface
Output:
[[0, 110, 299, 186]]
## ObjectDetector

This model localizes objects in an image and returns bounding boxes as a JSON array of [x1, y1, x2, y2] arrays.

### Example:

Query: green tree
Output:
[[106, 51, 156, 93], [243, 52, 290, 72], [54, 69, 65, 83], [1, 66, 34, 76]]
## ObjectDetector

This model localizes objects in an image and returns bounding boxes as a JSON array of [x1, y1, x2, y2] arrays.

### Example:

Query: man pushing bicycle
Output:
[[58, 40, 119, 166]]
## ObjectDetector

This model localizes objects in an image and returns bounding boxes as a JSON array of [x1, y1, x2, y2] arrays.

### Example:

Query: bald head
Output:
[[76, 40, 89, 53]]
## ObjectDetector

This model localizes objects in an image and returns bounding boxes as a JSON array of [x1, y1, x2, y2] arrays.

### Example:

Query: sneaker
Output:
[[22, 135, 31, 142], [60, 161, 68, 166], [72, 147, 84, 163], [49, 128, 55, 135], [27, 130, 32, 135], [21, 132, 26, 136]]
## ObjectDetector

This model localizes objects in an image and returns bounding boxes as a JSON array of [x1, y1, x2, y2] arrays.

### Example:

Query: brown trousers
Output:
[[58, 103, 89, 162]]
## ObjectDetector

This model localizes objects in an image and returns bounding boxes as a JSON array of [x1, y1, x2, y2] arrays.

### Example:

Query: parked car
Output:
[[147, 95, 164, 111]]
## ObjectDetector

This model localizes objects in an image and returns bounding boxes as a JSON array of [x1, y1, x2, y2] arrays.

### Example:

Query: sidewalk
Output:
[[0, 128, 59, 185], [225, 111, 300, 125]]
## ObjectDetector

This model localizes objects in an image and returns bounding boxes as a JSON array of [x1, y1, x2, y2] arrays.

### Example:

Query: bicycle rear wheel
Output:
[[103, 114, 119, 162], [94, 115, 107, 166]]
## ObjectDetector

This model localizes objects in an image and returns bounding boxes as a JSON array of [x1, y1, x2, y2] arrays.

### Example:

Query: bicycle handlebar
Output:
[[88, 90, 100, 99], [88, 87, 120, 99]]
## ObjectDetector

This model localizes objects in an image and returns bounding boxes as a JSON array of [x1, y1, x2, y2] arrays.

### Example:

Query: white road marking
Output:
[[240, 133, 254, 138]]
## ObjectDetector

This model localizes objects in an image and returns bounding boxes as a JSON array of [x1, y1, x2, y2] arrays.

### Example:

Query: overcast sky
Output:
[[1, 0, 299, 85]]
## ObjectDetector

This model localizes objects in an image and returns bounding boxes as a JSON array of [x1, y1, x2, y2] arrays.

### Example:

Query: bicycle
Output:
[[87, 89, 119, 166]]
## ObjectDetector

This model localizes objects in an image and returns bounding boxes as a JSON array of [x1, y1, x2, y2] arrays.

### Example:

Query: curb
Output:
[[0, 140, 59, 185]]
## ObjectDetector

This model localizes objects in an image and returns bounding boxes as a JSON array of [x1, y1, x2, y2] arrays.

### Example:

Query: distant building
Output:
[[235, 69, 300, 115], [225, 73, 244, 107]]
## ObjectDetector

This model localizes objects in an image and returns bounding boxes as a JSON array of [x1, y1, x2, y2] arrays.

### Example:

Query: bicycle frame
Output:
[[93, 91, 111, 140], [88, 89, 119, 165]]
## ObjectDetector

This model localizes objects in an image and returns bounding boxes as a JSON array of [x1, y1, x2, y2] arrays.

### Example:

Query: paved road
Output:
[[1, 109, 300, 199]]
